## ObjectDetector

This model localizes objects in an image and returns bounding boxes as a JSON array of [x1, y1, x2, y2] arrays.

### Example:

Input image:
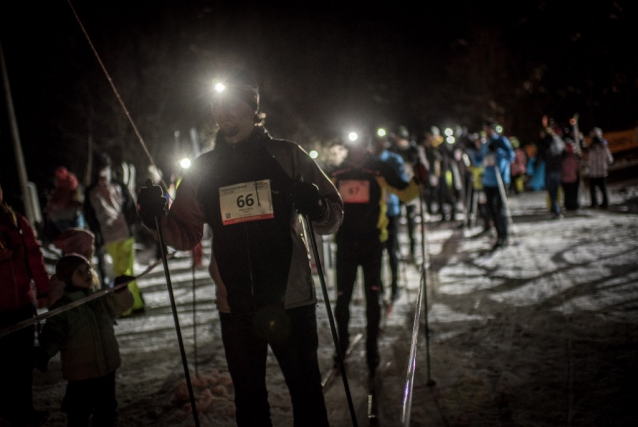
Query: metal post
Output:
[[0, 39, 34, 225], [418, 190, 435, 386], [305, 217, 358, 427], [154, 213, 200, 426]]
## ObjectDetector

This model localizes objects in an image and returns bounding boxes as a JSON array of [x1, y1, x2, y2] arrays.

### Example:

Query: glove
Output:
[[413, 161, 428, 185], [137, 180, 167, 230], [290, 179, 325, 221], [33, 347, 49, 373], [112, 275, 135, 293]]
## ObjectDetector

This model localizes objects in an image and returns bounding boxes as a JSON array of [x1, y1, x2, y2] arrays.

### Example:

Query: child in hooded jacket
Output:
[[35, 254, 133, 427]]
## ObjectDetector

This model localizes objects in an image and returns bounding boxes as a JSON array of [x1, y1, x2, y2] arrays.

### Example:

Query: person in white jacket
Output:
[[586, 127, 614, 209]]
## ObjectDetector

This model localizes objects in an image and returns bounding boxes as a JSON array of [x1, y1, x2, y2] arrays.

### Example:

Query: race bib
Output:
[[219, 180, 274, 225], [339, 180, 370, 203], [483, 154, 496, 167]]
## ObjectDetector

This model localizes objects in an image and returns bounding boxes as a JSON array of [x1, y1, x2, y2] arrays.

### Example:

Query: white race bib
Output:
[[219, 180, 274, 225], [339, 180, 370, 204]]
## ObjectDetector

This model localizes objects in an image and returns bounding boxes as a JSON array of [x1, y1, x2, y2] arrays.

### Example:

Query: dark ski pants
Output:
[[562, 179, 580, 211], [402, 203, 417, 256], [0, 305, 36, 424], [335, 239, 383, 368], [62, 371, 117, 427], [484, 186, 508, 243], [385, 215, 399, 294], [545, 170, 563, 215], [589, 177, 610, 208], [220, 305, 328, 427]]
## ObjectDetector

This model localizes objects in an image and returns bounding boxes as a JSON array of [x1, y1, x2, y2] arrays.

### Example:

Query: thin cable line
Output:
[[66, 0, 170, 194]]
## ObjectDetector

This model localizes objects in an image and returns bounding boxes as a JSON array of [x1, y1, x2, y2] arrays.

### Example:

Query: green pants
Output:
[[105, 237, 144, 313]]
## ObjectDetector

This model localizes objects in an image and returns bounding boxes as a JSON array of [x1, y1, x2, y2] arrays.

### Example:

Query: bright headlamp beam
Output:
[[309, 150, 319, 159], [214, 82, 226, 93], [180, 158, 191, 169], [444, 128, 453, 137], [446, 136, 455, 144], [348, 132, 358, 142], [377, 128, 386, 137]]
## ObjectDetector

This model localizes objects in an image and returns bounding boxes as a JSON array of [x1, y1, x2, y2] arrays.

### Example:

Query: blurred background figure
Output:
[[538, 119, 566, 219], [561, 128, 582, 211], [473, 120, 515, 251], [389, 126, 419, 261], [84, 153, 144, 316], [0, 182, 50, 427], [436, 132, 462, 222], [44, 167, 95, 260], [466, 132, 492, 233], [371, 133, 407, 302], [508, 137, 527, 195], [417, 128, 443, 218], [525, 143, 545, 192], [586, 127, 614, 209]]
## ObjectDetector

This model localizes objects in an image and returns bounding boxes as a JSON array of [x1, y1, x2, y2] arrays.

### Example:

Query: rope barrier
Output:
[[401, 189, 435, 426], [401, 265, 426, 426], [0, 253, 174, 339]]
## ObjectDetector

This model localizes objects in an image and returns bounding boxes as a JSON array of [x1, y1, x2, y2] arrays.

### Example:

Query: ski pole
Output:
[[192, 258, 199, 378], [304, 216, 358, 427], [152, 192, 200, 427], [418, 188, 435, 386]]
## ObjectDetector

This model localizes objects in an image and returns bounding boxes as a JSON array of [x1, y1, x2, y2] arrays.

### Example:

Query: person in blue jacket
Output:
[[473, 120, 515, 251], [371, 134, 408, 302]]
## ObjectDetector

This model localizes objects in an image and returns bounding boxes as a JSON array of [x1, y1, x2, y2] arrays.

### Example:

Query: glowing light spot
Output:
[[446, 136, 455, 144], [377, 128, 386, 137], [309, 150, 319, 159], [444, 128, 453, 137], [348, 132, 358, 142], [214, 82, 226, 93], [495, 125, 503, 134], [180, 158, 191, 169]]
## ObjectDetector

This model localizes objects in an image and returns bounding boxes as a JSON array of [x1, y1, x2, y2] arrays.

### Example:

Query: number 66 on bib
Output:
[[219, 180, 274, 225]]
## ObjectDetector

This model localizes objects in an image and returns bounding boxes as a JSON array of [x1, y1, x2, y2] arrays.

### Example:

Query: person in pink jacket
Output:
[[0, 182, 50, 426]]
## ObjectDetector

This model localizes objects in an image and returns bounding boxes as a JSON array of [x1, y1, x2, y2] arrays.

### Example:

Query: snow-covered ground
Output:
[[9, 180, 638, 426]]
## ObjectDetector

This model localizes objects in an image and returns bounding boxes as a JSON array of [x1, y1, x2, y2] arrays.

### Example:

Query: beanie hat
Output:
[[54, 167, 79, 192], [215, 68, 260, 111], [95, 152, 112, 170], [56, 254, 90, 285], [484, 120, 497, 129]]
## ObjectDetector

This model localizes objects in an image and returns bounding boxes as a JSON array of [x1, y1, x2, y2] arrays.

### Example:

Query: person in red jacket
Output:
[[0, 182, 50, 426]]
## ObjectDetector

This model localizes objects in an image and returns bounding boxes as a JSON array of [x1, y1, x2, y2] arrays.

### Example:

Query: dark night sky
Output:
[[1, 0, 637, 210]]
